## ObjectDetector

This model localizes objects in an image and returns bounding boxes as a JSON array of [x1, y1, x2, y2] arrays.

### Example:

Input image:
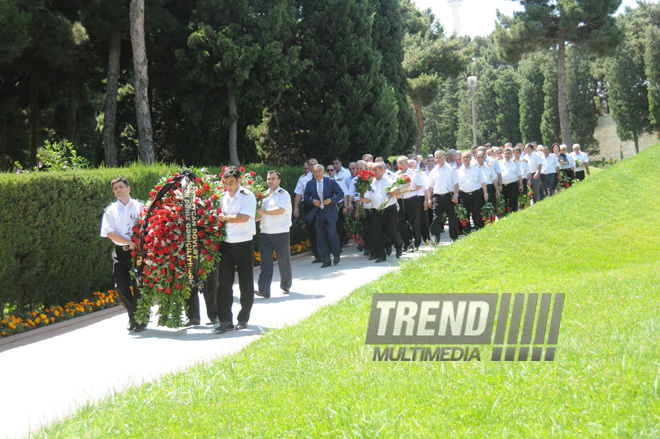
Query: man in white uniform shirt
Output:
[[476, 150, 499, 203], [215, 166, 257, 334], [427, 150, 460, 243], [570, 143, 590, 181], [499, 147, 523, 213], [540, 145, 561, 199], [395, 156, 423, 251], [100, 177, 145, 333], [255, 171, 292, 299], [332, 157, 352, 183], [361, 162, 403, 262], [514, 145, 529, 198], [458, 151, 488, 232], [524, 143, 543, 203]]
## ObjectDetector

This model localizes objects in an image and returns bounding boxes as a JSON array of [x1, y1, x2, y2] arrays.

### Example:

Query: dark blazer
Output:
[[304, 176, 344, 223]]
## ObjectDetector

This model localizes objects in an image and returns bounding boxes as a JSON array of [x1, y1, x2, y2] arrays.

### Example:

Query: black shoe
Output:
[[375, 256, 386, 263], [396, 246, 403, 258], [357, 244, 363, 251], [312, 258, 322, 264], [368, 254, 377, 260], [321, 262, 331, 268], [363, 250, 370, 256], [255, 290, 271, 299], [386, 246, 392, 255], [282, 289, 290, 295], [132, 324, 147, 333], [206, 317, 219, 325], [183, 319, 200, 327], [127, 321, 136, 331], [215, 321, 234, 334], [334, 256, 340, 266], [236, 321, 248, 330]]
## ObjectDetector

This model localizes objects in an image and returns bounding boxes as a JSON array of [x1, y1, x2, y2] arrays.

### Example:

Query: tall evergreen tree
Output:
[[495, 0, 623, 147], [567, 47, 598, 152], [494, 66, 521, 144], [517, 52, 546, 143], [541, 54, 561, 146]]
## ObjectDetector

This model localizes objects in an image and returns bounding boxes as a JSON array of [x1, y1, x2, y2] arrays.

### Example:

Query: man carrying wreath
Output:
[[100, 177, 146, 333], [214, 166, 257, 334]]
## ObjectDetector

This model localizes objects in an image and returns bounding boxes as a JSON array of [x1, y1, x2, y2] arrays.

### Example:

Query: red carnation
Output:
[[222, 166, 228, 171], [239, 166, 245, 172], [211, 193, 218, 201], [247, 179, 253, 185], [165, 287, 172, 294], [148, 283, 154, 289], [160, 268, 167, 274], [178, 259, 186, 266], [202, 248, 209, 255], [206, 255, 213, 261], [213, 243, 220, 251], [196, 188, 203, 196], [198, 268, 205, 275], [257, 193, 262, 199], [203, 183, 210, 191], [249, 171, 255, 176], [169, 263, 176, 270], [196, 177, 202, 183]]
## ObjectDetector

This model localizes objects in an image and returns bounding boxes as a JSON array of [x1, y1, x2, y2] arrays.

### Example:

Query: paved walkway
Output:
[[0, 237, 449, 439]]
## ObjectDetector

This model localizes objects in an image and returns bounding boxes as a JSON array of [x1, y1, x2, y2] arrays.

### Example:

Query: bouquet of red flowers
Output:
[[131, 168, 226, 328], [455, 204, 470, 227], [481, 202, 497, 225], [354, 169, 375, 199]]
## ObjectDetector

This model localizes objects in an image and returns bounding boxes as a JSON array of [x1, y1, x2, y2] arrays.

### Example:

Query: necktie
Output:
[[317, 180, 324, 209]]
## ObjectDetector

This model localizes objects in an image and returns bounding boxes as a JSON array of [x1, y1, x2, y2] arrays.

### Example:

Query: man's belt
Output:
[[502, 182, 517, 187], [459, 189, 482, 196], [433, 192, 453, 197], [117, 245, 131, 252]]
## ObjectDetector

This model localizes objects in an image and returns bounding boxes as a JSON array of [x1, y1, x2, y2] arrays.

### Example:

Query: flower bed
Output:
[[0, 290, 120, 339]]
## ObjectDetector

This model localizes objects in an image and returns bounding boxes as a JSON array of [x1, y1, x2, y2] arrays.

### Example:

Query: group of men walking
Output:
[[101, 142, 589, 334]]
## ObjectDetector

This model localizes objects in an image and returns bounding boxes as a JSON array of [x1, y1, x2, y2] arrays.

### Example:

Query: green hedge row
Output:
[[0, 163, 308, 315]]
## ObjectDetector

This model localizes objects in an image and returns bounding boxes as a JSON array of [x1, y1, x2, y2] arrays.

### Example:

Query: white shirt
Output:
[[499, 159, 522, 185], [541, 154, 559, 174], [223, 188, 256, 243], [427, 163, 459, 195], [527, 151, 543, 175], [100, 198, 144, 245], [347, 176, 357, 198], [334, 167, 352, 184], [487, 156, 501, 174], [457, 165, 486, 193], [516, 157, 530, 178], [416, 170, 428, 197], [395, 168, 421, 200], [570, 151, 589, 171], [334, 177, 349, 200], [478, 162, 498, 186], [294, 172, 313, 196], [366, 175, 397, 210], [259, 187, 292, 235]]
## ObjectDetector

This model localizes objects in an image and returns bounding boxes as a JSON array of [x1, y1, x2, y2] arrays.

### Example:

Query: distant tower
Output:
[[447, 0, 462, 35]]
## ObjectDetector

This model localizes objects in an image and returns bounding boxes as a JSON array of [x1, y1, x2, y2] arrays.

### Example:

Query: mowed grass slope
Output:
[[40, 146, 660, 438]]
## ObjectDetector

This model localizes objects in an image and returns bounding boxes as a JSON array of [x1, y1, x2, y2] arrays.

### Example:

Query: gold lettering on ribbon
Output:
[[183, 175, 199, 287]]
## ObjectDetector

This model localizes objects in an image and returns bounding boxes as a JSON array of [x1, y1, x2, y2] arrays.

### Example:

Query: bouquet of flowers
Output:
[[495, 195, 509, 218], [557, 170, 572, 190], [131, 168, 226, 328], [519, 191, 530, 210], [455, 204, 470, 227], [379, 174, 412, 210], [354, 169, 375, 217], [481, 202, 497, 225]]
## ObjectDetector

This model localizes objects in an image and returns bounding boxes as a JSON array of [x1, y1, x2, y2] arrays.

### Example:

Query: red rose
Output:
[[198, 231, 205, 238], [213, 243, 220, 251], [157, 286, 164, 292], [205, 238, 212, 245], [198, 268, 205, 275], [170, 263, 176, 270], [203, 183, 210, 191], [202, 248, 209, 255], [160, 268, 167, 274], [174, 283, 183, 290], [169, 255, 176, 263], [257, 193, 262, 199], [247, 179, 253, 185], [239, 166, 245, 172], [222, 166, 227, 171], [167, 276, 173, 282], [175, 272, 181, 279], [176, 206, 182, 212], [197, 208, 204, 216], [178, 259, 186, 266], [197, 219, 205, 226], [196, 188, 203, 196], [196, 177, 202, 183], [166, 178, 173, 183], [208, 215, 216, 222], [206, 255, 213, 261], [165, 287, 172, 294], [148, 283, 154, 288], [153, 277, 159, 282]]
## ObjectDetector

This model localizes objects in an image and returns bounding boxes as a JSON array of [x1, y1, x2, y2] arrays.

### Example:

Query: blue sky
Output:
[[412, 0, 656, 37]]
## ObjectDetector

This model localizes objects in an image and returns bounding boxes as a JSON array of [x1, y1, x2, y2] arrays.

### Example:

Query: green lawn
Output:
[[38, 145, 660, 438]]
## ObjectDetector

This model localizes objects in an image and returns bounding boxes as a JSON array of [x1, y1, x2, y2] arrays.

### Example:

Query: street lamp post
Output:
[[467, 76, 478, 147]]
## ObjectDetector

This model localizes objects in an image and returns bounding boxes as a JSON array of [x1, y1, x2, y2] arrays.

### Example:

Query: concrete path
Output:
[[0, 237, 449, 439]]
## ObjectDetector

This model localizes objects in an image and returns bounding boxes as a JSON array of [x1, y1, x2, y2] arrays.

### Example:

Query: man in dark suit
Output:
[[304, 164, 344, 268]]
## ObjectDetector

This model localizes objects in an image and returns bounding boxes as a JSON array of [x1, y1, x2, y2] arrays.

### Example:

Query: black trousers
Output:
[[486, 184, 497, 205], [502, 182, 519, 213], [371, 204, 403, 259], [186, 268, 218, 322], [400, 197, 421, 248], [418, 195, 430, 243], [303, 203, 319, 259], [575, 170, 585, 181], [361, 209, 373, 254], [459, 189, 485, 232], [432, 193, 458, 241], [216, 240, 254, 324], [113, 246, 141, 324], [522, 178, 528, 199]]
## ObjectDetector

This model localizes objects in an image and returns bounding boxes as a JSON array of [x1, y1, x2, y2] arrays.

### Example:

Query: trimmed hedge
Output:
[[0, 163, 308, 315]]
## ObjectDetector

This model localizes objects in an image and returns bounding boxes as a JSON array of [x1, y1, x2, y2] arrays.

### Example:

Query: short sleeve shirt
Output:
[[259, 187, 292, 235], [223, 188, 256, 243], [100, 198, 144, 245]]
